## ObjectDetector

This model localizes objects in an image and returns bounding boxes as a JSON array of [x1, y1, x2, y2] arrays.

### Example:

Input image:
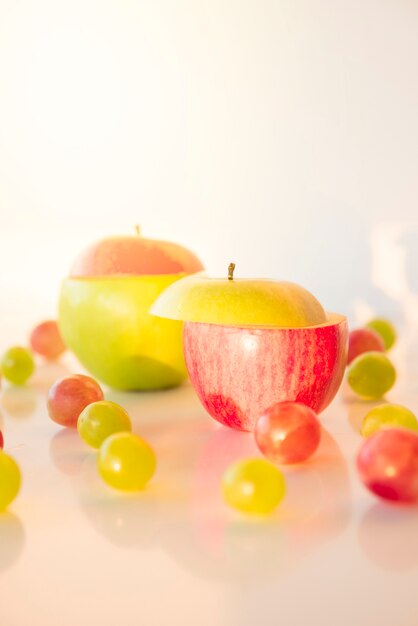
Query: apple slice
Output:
[[151, 273, 327, 328]]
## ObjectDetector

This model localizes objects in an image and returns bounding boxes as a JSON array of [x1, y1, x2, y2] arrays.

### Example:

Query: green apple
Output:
[[58, 234, 204, 390]]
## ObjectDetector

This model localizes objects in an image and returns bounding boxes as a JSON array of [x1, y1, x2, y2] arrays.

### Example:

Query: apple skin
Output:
[[59, 275, 189, 390], [70, 235, 204, 277], [183, 314, 348, 431]]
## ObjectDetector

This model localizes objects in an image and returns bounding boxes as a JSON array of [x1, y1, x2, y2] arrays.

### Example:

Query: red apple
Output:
[[152, 267, 347, 431], [183, 314, 348, 431]]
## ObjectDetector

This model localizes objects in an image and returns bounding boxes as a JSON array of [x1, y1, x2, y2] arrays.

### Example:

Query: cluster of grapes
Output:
[[0, 315, 417, 518], [0, 320, 66, 509], [346, 318, 418, 504], [48, 374, 156, 490], [222, 402, 320, 513], [0, 320, 157, 506]]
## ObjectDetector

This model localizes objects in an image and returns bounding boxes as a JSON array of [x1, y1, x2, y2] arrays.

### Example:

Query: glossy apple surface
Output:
[[183, 314, 348, 431], [59, 235, 204, 390]]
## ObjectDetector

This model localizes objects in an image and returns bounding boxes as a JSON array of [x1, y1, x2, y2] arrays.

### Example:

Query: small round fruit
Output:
[[361, 404, 418, 438], [366, 318, 397, 350], [0, 430, 3, 449], [221, 458, 286, 514], [255, 401, 321, 464], [357, 428, 418, 503], [78, 401, 132, 448], [1, 347, 35, 385], [0, 450, 21, 509], [347, 352, 396, 399], [348, 328, 385, 365], [30, 320, 66, 360], [98, 432, 156, 491], [47, 374, 104, 427]]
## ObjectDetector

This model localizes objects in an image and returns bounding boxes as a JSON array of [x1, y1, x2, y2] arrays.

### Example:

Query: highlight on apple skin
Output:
[[183, 315, 348, 432]]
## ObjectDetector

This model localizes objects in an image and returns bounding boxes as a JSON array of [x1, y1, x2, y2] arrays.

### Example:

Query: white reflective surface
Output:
[[0, 339, 418, 626]]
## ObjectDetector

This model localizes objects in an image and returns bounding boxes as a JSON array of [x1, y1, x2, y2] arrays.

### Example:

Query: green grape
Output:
[[221, 458, 286, 515], [98, 432, 156, 491], [0, 450, 21, 509], [347, 351, 396, 399], [77, 401, 132, 448], [361, 403, 418, 437], [1, 346, 35, 385], [366, 318, 397, 350]]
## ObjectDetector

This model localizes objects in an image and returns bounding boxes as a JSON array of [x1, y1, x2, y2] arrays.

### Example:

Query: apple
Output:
[[151, 266, 348, 431], [58, 233, 204, 390]]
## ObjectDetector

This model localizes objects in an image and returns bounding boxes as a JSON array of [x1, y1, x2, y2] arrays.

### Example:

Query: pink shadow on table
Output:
[[159, 424, 351, 583]]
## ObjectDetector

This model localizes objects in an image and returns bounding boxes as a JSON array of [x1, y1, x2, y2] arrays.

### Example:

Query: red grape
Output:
[[47, 374, 104, 428], [357, 428, 418, 503], [30, 320, 66, 360], [347, 328, 385, 365], [255, 401, 321, 464]]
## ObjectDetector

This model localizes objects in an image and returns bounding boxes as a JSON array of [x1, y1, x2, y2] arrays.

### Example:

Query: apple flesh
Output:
[[183, 314, 348, 431]]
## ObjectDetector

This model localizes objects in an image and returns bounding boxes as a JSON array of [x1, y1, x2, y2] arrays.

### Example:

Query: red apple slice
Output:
[[183, 314, 348, 431], [70, 234, 203, 277]]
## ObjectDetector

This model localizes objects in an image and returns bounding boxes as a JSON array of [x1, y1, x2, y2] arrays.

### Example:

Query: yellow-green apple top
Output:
[[58, 231, 204, 390], [151, 264, 328, 328]]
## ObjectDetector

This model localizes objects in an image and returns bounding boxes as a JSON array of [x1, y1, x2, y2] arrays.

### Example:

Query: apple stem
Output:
[[135, 225, 141, 236], [228, 262, 235, 281]]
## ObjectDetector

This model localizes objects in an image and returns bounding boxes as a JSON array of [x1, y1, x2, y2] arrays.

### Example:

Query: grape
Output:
[[47, 374, 104, 428], [0, 450, 21, 509], [347, 351, 396, 399], [255, 401, 321, 464], [221, 458, 286, 514], [1, 346, 35, 385], [348, 328, 385, 365], [98, 432, 156, 491], [357, 428, 418, 503], [361, 404, 418, 437], [0, 430, 3, 449], [30, 320, 66, 360], [78, 400, 132, 449], [366, 318, 396, 350]]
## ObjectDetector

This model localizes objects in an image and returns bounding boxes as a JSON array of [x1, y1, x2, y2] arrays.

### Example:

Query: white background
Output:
[[0, 0, 418, 342], [1, 4, 418, 626]]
